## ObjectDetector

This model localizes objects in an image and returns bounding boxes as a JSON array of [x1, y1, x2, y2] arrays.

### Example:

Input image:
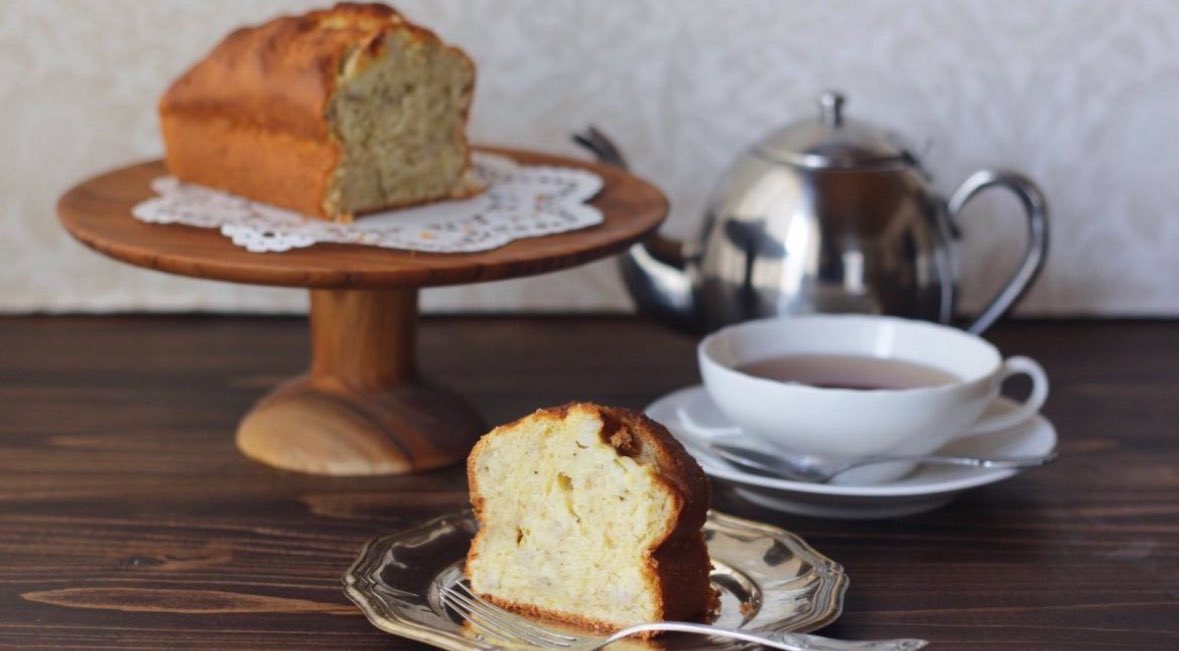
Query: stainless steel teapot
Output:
[[576, 91, 1048, 334]]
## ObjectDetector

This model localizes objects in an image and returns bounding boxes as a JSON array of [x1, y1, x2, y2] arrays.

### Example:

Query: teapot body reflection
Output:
[[577, 92, 1048, 334]]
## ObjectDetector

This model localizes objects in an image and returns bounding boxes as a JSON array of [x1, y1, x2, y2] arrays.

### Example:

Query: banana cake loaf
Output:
[[159, 2, 478, 222]]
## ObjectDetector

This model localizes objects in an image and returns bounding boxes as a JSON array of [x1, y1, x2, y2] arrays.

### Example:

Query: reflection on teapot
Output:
[[575, 91, 1049, 334]]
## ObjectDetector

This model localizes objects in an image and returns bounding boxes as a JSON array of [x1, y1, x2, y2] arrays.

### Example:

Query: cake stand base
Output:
[[235, 288, 485, 475]]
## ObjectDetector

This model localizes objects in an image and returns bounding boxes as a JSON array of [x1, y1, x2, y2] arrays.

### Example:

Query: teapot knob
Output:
[[818, 91, 846, 127]]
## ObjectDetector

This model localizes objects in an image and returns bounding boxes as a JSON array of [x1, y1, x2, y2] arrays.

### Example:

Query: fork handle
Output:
[[607, 622, 927, 651]]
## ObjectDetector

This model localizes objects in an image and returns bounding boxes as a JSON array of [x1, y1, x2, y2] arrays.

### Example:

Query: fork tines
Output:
[[441, 581, 580, 648]]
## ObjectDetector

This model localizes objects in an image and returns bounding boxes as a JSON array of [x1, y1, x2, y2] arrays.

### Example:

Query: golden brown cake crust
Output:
[[159, 2, 476, 221], [593, 405, 715, 626], [466, 403, 716, 633]]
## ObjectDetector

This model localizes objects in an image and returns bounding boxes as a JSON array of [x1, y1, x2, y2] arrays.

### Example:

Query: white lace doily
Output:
[[131, 153, 604, 253]]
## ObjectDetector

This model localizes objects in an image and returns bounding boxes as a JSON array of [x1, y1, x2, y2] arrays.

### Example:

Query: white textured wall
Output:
[[3, 0, 1177, 315]]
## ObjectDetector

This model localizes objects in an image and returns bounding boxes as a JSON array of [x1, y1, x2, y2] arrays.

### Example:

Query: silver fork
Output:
[[440, 582, 927, 651]]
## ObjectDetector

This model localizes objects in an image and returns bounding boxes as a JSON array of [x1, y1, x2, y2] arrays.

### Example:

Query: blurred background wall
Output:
[[3, 0, 1177, 315]]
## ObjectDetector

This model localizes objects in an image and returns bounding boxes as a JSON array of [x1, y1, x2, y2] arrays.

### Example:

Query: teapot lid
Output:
[[754, 91, 913, 169]]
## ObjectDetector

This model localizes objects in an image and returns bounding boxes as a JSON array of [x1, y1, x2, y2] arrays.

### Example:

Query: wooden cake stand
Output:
[[57, 147, 667, 476]]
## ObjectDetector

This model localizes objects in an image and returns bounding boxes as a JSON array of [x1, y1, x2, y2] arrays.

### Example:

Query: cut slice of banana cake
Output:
[[465, 402, 716, 632]]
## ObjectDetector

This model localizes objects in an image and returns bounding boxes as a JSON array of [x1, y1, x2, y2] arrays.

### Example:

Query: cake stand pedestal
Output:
[[57, 147, 667, 475]]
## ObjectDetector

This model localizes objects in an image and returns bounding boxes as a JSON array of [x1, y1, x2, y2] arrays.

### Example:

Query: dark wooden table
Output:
[[1, 315, 1176, 649]]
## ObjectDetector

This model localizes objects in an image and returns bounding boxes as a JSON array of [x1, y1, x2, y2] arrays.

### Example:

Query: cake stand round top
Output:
[[56, 147, 667, 289]]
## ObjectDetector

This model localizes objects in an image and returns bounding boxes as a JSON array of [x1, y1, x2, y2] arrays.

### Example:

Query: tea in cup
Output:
[[696, 315, 1049, 484]]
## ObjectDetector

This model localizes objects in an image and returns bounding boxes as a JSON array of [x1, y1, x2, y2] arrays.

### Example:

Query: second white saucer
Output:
[[645, 385, 1057, 519]]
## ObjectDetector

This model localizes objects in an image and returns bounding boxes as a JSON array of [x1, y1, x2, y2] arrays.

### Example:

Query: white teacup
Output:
[[696, 315, 1049, 485]]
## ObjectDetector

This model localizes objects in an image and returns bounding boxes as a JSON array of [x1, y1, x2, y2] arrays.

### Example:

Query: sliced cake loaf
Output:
[[466, 403, 715, 632], [159, 3, 478, 222]]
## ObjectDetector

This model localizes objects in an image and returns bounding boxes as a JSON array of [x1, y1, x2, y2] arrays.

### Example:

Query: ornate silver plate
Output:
[[343, 510, 847, 649]]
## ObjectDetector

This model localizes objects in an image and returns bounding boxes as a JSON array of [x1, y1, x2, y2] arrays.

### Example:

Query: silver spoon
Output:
[[710, 441, 1057, 484]]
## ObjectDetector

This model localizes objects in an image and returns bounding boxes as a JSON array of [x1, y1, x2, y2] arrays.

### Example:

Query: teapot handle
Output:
[[948, 170, 1049, 334]]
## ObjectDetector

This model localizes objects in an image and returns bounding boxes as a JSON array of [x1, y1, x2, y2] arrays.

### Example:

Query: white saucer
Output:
[[645, 386, 1058, 520]]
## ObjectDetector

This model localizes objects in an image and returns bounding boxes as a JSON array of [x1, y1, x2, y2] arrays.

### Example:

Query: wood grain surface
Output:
[[1, 315, 1177, 649], [55, 147, 668, 289]]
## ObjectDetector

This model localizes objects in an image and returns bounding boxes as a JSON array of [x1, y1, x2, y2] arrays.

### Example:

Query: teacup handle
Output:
[[970, 356, 1049, 434], [948, 170, 1049, 335]]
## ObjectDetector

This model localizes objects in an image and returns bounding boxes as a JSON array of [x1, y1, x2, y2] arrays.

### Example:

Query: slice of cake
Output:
[[159, 2, 478, 222], [466, 403, 715, 632]]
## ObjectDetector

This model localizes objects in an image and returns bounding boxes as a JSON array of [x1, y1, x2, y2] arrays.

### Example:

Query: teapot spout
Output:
[[619, 237, 700, 333], [573, 127, 701, 332]]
